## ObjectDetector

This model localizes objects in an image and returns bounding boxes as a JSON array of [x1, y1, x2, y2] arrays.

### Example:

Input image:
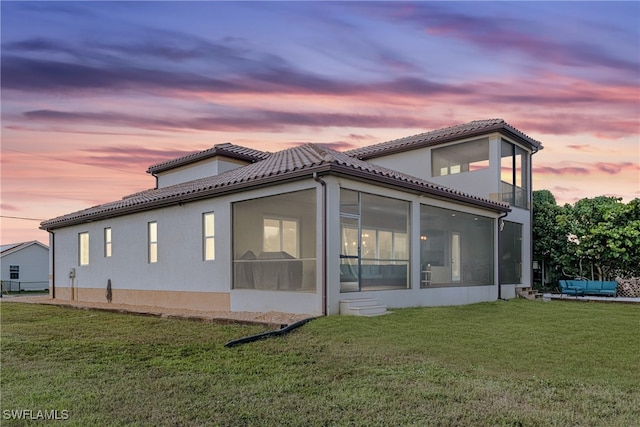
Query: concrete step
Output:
[[340, 298, 388, 316], [516, 287, 541, 300], [348, 305, 389, 317]]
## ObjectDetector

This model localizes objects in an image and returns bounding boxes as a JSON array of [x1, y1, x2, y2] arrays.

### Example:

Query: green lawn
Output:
[[1, 300, 639, 426]]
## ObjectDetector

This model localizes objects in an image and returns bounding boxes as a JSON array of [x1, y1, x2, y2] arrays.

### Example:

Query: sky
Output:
[[1, 1, 639, 245]]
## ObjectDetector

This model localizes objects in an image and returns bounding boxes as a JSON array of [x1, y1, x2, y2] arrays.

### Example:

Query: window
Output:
[[232, 190, 317, 291], [203, 212, 215, 261], [148, 222, 158, 263], [361, 229, 407, 261], [432, 138, 490, 177], [501, 221, 522, 284], [9, 265, 19, 280], [501, 140, 530, 209], [104, 227, 112, 257], [263, 217, 298, 257], [420, 205, 494, 287], [79, 232, 89, 266]]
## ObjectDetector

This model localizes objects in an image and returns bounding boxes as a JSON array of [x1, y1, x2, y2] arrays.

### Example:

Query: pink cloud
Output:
[[533, 165, 590, 175], [534, 161, 639, 177], [0, 203, 20, 212], [594, 162, 639, 174], [567, 144, 593, 151]]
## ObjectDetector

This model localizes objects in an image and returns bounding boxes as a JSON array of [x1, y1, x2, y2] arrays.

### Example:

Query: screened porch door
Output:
[[451, 232, 461, 282], [340, 215, 360, 292]]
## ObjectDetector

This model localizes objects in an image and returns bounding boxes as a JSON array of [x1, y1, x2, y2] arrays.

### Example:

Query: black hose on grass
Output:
[[224, 317, 316, 348]]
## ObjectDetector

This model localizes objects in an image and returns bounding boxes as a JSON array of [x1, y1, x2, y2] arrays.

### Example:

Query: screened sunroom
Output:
[[232, 189, 317, 291], [419, 204, 494, 287]]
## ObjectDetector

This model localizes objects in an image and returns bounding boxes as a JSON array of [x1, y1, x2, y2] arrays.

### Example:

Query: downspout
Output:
[[313, 172, 327, 316], [497, 211, 509, 300]]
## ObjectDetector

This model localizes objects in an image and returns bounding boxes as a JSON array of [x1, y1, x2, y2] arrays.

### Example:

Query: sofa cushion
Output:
[[567, 280, 587, 290], [586, 281, 602, 291]]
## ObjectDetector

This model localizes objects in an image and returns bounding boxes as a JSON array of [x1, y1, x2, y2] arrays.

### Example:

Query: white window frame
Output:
[[263, 216, 299, 257], [203, 212, 215, 261], [9, 265, 19, 280], [148, 222, 158, 264], [79, 232, 89, 266], [104, 227, 112, 258]]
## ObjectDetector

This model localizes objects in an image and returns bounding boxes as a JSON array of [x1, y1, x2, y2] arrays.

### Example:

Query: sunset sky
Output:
[[1, 1, 639, 245]]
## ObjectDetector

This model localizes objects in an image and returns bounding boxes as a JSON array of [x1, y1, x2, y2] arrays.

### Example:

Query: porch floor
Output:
[[547, 293, 640, 304]]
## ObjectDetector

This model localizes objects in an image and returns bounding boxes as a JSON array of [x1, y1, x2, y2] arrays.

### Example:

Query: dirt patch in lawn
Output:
[[1, 294, 314, 327]]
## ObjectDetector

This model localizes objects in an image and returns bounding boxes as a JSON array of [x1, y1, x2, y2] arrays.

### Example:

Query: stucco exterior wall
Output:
[[156, 157, 248, 188], [51, 179, 325, 315], [51, 195, 232, 310]]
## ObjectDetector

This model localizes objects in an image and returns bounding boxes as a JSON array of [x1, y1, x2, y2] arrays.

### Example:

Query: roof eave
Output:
[[41, 162, 509, 231], [41, 166, 328, 231], [325, 164, 511, 213]]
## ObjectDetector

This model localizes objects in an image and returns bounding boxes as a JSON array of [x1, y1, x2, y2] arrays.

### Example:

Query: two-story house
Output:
[[41, 119, 541, 315]]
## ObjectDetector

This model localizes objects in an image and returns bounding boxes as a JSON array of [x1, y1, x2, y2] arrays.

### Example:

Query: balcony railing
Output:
[[501, 182, 529, 209]]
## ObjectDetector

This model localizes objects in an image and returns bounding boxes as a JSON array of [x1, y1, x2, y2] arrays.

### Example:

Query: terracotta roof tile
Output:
[[41, 143, 509, 230], [345, 118, 542, 160], [147, 143, 270, 174]]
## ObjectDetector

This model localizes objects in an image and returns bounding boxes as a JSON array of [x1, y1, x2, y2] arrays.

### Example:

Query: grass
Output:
[[1, 300, 639, 426], [1, 290, 49, 296]]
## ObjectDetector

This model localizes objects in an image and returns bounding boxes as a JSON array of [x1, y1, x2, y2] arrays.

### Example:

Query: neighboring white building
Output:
[[41, 119, 542, 315], [0, 241, 50, 292]]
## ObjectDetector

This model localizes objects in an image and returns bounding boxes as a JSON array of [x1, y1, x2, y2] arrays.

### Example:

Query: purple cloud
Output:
[[23, 108, 428, 132], [79, 146, 198, 171]]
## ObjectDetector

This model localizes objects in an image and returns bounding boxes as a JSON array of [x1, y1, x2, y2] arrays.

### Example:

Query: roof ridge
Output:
[[1, 240, 48, 255]]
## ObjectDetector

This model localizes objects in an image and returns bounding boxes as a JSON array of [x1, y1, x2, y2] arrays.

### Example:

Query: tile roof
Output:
[[41, 143, 509, 230], [147, 143, 270, 174], [345, 118, 543, 160]]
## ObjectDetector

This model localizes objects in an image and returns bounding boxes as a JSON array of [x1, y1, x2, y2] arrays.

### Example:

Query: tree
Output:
[[554, 196, 640, 280], [534, 191, 640, 284], [532, 190, 564, 286]]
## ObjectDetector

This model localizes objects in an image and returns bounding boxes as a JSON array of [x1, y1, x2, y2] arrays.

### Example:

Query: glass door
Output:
[[451, 232, 461, 282], [340, 215, 360, 292]]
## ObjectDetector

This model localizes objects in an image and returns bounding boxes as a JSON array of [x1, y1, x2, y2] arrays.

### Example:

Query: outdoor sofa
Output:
[[559, 280, 618, 297]]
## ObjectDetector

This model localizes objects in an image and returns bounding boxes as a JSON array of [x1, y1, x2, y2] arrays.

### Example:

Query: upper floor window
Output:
[[432, 138, 490, 177], [104, 227, 112, 257], [9, 265, 19, 280], [501, 140, 530, 209], [203, 212, 215, 261], [148, 222, 158, 263], [79, 232, 89, 266]]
